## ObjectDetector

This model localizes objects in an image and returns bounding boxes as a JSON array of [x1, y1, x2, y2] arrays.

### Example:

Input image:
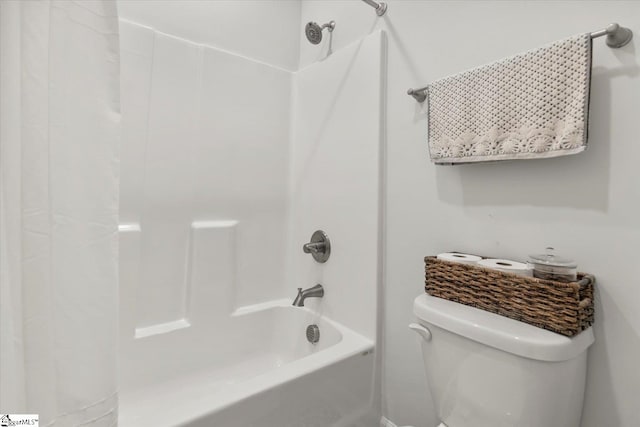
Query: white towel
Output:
[[427, 34, 592, 164]]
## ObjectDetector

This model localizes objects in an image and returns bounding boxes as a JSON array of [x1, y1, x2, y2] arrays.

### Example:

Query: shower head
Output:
[[305, 21, 335, 45]]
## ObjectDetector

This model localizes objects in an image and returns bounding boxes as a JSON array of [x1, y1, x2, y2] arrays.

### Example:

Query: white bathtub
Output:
[[119, 300, 375, 427]]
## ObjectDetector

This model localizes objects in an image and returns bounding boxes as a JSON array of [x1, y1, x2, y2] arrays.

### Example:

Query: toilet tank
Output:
[[413, 294, 594, 427]]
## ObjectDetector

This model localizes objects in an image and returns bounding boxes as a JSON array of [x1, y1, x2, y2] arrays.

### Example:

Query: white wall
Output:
[[118, 0, 301, 71], [285, 29, 386, 427], [118, 15, 292, 390], [299, 1, 640, 426], [290, 30, 385, 342]]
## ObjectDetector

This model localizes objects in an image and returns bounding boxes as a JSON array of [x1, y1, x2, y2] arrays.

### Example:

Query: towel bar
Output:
[[407, 22, 633, 103]]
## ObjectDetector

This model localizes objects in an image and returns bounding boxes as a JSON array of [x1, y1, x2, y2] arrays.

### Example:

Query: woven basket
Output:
[[424, 256, 594, 337]]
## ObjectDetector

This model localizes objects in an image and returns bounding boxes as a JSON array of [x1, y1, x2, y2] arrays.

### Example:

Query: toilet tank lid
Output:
[[413, 294, 594, 362]]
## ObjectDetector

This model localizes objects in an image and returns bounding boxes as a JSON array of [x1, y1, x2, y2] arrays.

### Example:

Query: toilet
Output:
[[410, 293, 594, 427]]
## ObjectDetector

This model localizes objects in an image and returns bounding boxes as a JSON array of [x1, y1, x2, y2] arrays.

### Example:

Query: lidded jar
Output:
[[528, 247, 577, 282]]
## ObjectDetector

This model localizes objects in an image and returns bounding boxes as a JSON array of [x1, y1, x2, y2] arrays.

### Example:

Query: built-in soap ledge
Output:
[[135, 318, 191, 339], [231, 299, 291, 317], [118, 223, 141, 233], [191, 220, 238, 229]]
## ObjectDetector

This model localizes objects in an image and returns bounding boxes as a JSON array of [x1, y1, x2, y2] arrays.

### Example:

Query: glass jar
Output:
[[528, 247, 577, 282]]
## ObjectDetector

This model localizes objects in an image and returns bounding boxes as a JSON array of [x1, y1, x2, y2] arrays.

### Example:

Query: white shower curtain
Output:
[[1, 1, 120, 425]]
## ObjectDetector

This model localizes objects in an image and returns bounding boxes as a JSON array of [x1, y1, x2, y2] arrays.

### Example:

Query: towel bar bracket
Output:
[[407, 86, 428, 103], [590, 23, 633, 48], [407, 22, 633, 103]]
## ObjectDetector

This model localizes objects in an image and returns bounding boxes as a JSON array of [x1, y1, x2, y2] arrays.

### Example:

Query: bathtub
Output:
[[119, 299, 375, 427]]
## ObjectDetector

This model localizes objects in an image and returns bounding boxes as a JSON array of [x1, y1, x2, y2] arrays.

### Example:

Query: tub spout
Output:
[[292, 284, 324, 307]]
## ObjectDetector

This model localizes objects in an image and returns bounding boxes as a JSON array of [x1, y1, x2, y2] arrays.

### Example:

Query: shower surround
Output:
[[118, 17, 385, 426]]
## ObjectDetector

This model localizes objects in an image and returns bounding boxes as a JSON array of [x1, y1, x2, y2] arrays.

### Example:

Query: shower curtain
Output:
[[0, 1, 120, 425]]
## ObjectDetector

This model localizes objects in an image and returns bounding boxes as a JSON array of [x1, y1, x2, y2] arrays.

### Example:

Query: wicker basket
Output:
[[424, 256, 594, 337]]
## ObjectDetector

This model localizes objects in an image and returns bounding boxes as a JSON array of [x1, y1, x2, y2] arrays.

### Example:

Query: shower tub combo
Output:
[[117, 8, 384, 425]]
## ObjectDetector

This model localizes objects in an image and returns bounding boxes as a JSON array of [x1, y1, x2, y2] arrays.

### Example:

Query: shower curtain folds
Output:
[[0, 1, 121, 425]]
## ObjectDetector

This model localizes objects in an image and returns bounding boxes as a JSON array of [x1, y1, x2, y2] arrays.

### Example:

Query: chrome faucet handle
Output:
[[302, 230, 331, 263], [303, 242, 325, 254]]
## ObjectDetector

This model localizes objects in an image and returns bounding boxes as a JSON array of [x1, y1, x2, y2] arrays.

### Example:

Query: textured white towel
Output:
[[427, 34, 592, 164]]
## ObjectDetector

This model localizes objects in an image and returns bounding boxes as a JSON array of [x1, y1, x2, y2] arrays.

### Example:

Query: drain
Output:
[[306, 324, 320, 344]]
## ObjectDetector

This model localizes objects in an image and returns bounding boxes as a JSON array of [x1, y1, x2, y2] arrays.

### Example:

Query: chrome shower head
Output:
[[305, 21, 335, 45]]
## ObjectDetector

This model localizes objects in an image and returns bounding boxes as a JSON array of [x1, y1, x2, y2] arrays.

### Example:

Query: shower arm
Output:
[[321, 21, 335, 32], [361, 0, 387, 16]]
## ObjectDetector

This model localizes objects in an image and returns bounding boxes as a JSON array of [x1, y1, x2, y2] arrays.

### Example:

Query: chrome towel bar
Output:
[[407, 23, 633, 103]]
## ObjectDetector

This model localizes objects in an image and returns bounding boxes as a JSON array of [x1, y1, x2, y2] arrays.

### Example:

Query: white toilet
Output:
[[410, 293, 594, 427]]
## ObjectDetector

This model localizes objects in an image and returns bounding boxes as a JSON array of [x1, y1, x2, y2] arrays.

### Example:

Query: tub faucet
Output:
[[292, 284, 324, 307]]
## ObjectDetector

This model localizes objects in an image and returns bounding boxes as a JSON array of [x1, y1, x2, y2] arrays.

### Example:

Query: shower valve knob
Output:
[[302, 230, 331, 263]]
